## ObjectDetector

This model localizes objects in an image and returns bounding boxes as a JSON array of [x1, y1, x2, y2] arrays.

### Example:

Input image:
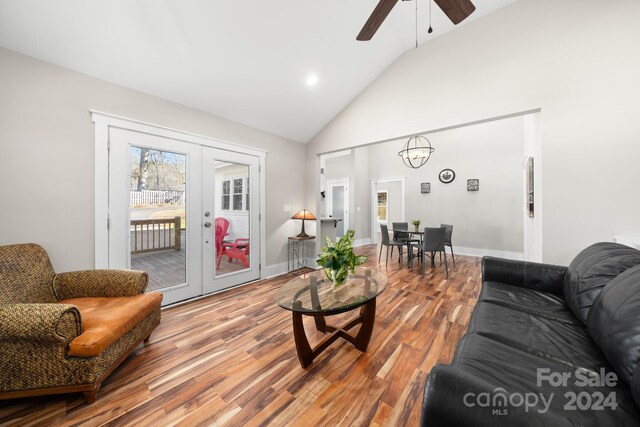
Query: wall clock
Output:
[[439, 169, 456, 184]]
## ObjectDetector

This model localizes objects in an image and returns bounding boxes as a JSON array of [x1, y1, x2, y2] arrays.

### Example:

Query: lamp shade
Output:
[[292, 209, 316, 221]]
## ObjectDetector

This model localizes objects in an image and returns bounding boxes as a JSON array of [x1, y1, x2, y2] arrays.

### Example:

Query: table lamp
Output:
[[292, 209, 316, 238]]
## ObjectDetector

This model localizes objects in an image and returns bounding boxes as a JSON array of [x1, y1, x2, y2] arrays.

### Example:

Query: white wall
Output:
[[0, 47, 306, 272], [307, 0, 640, 265]]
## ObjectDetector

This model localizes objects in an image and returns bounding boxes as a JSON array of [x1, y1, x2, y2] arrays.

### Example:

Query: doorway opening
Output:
[[370, 177, 406, 245], [327, 180, 349, 238]]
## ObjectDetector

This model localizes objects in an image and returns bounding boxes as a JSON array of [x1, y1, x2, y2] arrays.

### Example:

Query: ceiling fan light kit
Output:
[[357, 0, 476, 41]]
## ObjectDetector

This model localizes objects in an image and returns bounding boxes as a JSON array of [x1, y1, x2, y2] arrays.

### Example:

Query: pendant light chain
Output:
[[415, 0, 418, 48]]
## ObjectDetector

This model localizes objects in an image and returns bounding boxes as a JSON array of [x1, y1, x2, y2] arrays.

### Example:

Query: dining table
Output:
[[388, 228, 438, 269]]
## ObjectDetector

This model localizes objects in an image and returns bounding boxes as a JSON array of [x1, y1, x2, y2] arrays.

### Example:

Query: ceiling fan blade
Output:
[[433, 0, 476, 25], [357, 0, 399, 41]]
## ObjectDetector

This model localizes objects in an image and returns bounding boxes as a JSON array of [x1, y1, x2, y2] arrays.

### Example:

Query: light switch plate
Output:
[[284, 204, 291, 212]]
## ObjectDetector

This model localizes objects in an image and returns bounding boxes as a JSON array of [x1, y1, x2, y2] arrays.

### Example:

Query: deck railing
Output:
[[130, 190, 185, 207], [131, 216, 181, 254]]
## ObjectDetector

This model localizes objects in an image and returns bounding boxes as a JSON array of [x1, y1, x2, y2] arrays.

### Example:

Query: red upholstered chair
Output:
[[218, 238, 250, 268]]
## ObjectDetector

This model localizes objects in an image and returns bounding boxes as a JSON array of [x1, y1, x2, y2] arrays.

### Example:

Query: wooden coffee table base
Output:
[[292, 298, 377, 368]]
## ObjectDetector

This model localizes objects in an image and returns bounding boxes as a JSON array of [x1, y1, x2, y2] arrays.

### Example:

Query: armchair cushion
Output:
[[0, 303, 81, 343], [53, 269, 148, 300], [60, 293, 162, 357]]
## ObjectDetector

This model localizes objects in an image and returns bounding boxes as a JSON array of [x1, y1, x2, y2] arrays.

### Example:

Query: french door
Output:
[[108, 128, 261, 305]]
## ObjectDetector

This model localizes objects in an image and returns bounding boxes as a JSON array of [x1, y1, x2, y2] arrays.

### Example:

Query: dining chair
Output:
[[440, 223, 455, 267], [410, 227, 448, 278], [392, 222, 421, 247], [379, 224, 405, 267]]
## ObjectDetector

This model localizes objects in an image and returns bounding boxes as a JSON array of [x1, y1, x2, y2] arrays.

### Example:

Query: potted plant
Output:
[[316, 229, 367, 287], [411, 219, 422, 232]]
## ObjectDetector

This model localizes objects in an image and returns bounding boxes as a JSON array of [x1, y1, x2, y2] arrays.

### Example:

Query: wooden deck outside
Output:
[[131, 230, 249, 291], [0, 244, 480, 426]]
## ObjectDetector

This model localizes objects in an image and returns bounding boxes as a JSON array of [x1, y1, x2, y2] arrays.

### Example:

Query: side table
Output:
[[288, 235, 315, 271]]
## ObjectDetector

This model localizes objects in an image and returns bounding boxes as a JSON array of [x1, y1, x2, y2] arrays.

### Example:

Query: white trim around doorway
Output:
[[370, 177, 406, 245], [91, 111, 267, 280]]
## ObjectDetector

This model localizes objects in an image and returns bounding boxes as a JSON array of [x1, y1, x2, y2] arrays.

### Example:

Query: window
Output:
[[222, 180, 230, 210], [377, 190, 388, 223], [233, 178, 243, 210], [246, 177, 250, 210], [220, 176, 249, 211]]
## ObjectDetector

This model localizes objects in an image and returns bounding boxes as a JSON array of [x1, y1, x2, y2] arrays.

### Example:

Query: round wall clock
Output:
[[439, 169, 456, 184]]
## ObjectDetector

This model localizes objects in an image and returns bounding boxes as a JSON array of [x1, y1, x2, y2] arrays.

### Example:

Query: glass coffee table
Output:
[[275, 267, 388, 368]]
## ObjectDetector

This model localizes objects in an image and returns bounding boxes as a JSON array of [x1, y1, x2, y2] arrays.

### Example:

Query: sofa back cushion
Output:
[[588, 264, 640, 386], [0, 243, 57, 303], [563, 242, 640, 324]]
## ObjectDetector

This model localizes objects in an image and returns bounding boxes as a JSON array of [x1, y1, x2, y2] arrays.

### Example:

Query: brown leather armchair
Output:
[[0, 243, 162, 403]]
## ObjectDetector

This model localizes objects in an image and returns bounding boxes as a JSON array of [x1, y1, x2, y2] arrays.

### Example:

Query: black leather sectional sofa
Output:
[[421, 242, 640, 426]]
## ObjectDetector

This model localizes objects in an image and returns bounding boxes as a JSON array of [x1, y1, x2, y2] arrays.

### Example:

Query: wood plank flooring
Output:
[[0, 244, 481, 426]]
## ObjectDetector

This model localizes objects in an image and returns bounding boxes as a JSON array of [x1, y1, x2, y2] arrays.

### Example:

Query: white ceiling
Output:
[[0, 0, 519, 142]]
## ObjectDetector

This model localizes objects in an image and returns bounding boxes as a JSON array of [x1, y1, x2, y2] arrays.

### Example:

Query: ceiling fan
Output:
[[357, 0, 476, 41]]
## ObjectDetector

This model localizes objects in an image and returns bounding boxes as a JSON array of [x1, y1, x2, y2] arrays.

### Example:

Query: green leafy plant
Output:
[[316, 229, 367, 286], [411, 219, 421, 230]]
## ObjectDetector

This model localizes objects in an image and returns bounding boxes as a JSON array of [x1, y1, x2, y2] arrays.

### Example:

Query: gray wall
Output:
[[368, 117, 524, 254], [0, 47, 306, 272], [307, 0, 640, 265]]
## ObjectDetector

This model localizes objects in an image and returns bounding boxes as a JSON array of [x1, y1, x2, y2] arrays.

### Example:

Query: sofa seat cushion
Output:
[[60, 292, 162, 357], [469, 302, 609, 370], [450, 334, 639, 425], [479, 281, 578, 323]]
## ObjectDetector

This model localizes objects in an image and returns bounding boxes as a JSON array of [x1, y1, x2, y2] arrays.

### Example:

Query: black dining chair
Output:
[[440, 223, 455, 267], [410, 227, 448, 278], [392, 222, 421, 246], [379, 224, 405, 266]]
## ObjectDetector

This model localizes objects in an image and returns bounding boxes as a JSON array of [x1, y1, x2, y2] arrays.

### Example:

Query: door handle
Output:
[[204, 222, 212, 228]]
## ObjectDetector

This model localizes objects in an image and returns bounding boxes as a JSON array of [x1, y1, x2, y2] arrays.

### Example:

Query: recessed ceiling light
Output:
[[306, 74, 319, 87]]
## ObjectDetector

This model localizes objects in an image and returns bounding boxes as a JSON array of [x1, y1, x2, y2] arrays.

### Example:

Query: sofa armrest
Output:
[[0, 303, 82, 343], [482, 257, 567, 296], [53, 270, 148, 300]]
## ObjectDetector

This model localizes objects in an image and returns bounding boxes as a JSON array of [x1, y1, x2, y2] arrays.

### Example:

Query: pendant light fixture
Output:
[[398, 135, 435, 169]]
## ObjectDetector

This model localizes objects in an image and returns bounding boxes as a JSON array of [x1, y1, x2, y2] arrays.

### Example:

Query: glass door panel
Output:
[[109, 128, 202, 305], [203, 148, 260, 293], [129, 146, 186, 291]]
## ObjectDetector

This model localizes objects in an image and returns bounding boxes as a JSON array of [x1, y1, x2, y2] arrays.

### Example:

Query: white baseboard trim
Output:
[[453, 246, 523, 260], [264, 262, 288, 279], [354, 238, 373, 247], [264, 258, 319, 279]]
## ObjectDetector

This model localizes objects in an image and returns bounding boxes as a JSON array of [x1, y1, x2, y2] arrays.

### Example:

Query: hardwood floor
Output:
[[0, 244, 481, 427]]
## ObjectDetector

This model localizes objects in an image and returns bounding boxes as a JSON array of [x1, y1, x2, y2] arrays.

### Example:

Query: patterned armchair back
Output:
[[0, 243, 57, 304]]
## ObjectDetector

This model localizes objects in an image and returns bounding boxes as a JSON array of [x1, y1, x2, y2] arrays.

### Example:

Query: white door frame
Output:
[[370, 177, 406, 244], [92, 111, 267, 281], [326, 179, 350, 233]]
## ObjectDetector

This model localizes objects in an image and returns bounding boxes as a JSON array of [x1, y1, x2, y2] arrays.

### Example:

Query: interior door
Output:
[[109, 128, 203, 305], [202, 147, 260, 293]]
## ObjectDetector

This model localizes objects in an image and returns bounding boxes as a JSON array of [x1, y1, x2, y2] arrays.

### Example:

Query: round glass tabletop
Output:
[[275, 267, 388, 315]]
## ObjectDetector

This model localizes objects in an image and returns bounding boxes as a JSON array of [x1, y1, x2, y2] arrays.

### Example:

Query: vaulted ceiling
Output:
[[0, 0, 519, 142]]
